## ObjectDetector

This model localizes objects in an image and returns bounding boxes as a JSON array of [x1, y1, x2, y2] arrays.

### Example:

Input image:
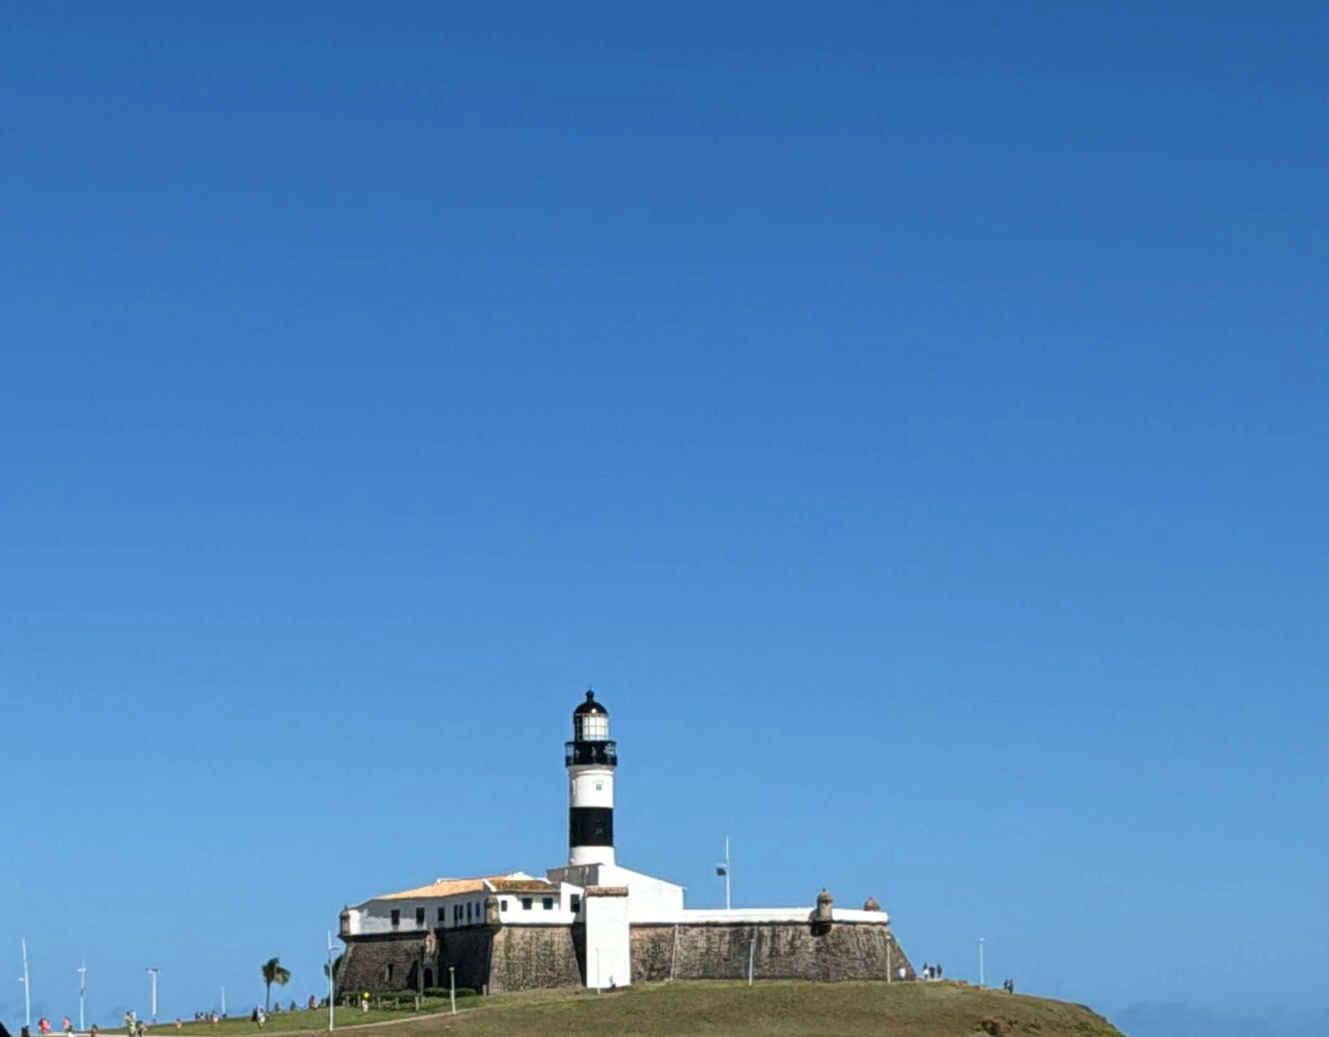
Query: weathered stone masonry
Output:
[[337, 926, 584, 997], [631, 922, 915, 983], [338, 918, 914, 996]]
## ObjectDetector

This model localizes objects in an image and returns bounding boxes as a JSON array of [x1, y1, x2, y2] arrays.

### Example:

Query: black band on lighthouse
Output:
[[569, 807, 614, 847]]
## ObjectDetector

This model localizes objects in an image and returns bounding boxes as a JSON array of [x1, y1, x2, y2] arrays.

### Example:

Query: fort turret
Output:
[[566, 689, 617, 866]]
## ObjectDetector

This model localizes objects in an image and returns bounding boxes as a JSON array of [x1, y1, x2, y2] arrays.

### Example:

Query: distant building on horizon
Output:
[[335, 690, 913, 995]]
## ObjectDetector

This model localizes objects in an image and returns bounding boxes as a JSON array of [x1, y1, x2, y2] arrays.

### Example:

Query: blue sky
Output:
[[2, 3, 1325, 1034]]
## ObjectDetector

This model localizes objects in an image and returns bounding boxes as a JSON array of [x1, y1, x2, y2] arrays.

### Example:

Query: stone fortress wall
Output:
[[336, 901, 914, 997], [631, 920, 913, 983]]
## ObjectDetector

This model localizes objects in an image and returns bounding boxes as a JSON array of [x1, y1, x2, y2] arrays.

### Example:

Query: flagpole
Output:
[[725, 837, 731, 909], [714, 836, 732, 910]]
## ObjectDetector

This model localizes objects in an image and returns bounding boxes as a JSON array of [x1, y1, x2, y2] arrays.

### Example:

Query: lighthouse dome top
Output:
[[574, 689, 608, 716]]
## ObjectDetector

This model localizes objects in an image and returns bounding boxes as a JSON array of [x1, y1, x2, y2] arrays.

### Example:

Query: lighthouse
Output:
[[566, 689, 616, 866]]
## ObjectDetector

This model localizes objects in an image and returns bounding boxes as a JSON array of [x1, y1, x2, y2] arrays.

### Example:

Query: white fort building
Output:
[[335, 690, 914, 995]]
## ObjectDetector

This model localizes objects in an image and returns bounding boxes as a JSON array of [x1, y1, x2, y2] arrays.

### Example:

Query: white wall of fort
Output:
[[343, 885, 585, 936]]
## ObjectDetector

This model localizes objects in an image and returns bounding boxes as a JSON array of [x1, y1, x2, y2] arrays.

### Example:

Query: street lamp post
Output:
[[448, 966, 456, 1015], [326, 932, 336, 1032], [146, 967, 160, 1023], [78, 962, 87, 1031], [19, 939, 31, 1028], [978, 938, 985, 988]]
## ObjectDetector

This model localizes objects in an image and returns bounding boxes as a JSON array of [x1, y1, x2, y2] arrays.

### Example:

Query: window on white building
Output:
[[390, 909, 400, 929], [542, 897, 554, 910], [415, 907, 425, 926], [521, 898, 532, 910]]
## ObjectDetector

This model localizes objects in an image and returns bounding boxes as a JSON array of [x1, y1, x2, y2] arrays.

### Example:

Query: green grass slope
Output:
[[205, 982, 1122, 1037]]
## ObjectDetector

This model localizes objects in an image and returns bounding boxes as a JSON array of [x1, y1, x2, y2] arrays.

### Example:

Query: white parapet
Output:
[[629, 907, 892, 925]]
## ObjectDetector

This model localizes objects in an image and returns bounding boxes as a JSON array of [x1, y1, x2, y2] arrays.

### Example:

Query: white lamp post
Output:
[[146, 967, 160, 1023], [19, 939, 31, 1028], [326, 932, 336, 1032], [978, 938, 985, 988], [448, 966, 456, 1015], [78, 962, 87, 1031]]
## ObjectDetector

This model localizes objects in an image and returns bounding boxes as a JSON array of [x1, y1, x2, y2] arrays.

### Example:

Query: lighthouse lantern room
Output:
[[566, 689, 617, 866]]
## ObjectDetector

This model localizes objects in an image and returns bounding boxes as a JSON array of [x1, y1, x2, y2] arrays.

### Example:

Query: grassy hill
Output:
[[176, 981, 1123, 1037]]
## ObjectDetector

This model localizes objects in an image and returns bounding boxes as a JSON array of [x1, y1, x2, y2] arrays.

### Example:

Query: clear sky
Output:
[[2, 4, 1326, 1035]]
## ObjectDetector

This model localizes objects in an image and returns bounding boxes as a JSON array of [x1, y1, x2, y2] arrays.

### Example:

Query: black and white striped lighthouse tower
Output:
[[565, 689, 616, 866]]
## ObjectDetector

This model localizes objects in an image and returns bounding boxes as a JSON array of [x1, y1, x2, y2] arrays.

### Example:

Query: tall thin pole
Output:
[[448, 966, 456, 1014], [725, 837, 731, 910], [978, 937, 985, 987], [20, 938, 31, 1028], [746, 931, 755, 987], [146, 967, 159, 1022], [221, 986, 226, 1017], [78, 961, 87, 1031], [716, 837, 731, 910], [326, 933, 336, 1032]]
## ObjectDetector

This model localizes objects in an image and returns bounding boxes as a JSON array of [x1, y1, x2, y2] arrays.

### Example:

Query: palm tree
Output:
[[261, 957, 291, 1012]]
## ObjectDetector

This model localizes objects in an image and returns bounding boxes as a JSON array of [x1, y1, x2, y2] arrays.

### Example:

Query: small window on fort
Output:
[[386, 964, 394, 982], [390, 909, 400, 928], [571, 895, 581, 913], [542, 897, 554, 910], [415, 907, 425, 926], [500, 900, 508, 911], [521, 897, 533, 910], [437, 907, 445, 923], [466, 902, 472, 922]]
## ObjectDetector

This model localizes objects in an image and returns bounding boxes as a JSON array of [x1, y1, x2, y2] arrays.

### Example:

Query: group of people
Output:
[[918, 961, 1017, 992], [33, 1017, 75, 1036], [248, 998, 322, 1027]]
